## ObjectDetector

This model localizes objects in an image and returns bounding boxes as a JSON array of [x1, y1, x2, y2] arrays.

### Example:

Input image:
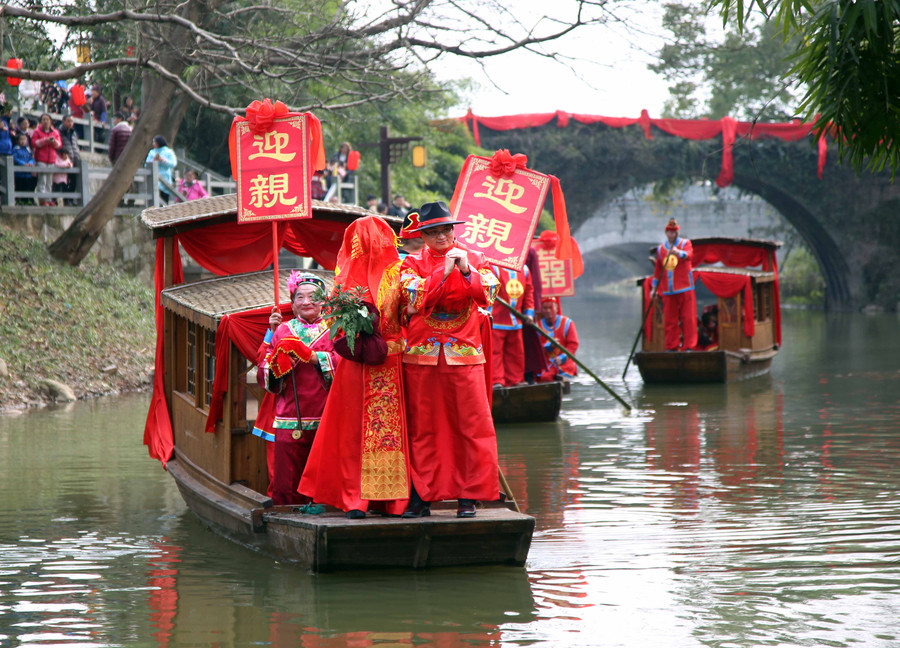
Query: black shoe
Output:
[[457, 499, 476, 518], [345, 509, 366, 519], [401, 500, 431, 518]]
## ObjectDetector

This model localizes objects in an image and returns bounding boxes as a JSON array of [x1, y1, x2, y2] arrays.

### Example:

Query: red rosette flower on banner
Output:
[[489, 149, 528, 178], [246, 98, 288, 135]]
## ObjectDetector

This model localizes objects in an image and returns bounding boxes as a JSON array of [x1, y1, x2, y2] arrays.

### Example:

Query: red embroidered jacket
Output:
[[399, 244, 500, 365], [652, 237, 695, 295]]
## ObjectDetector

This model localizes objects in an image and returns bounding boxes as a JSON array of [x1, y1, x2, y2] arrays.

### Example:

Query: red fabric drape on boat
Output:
[[143, 240, 184, 467], [206, 304, 292, 433], [176, 219, 346, 275], [461, 110, 827, 186], [694, 271, 754, 339], [143, 217, 350, 465], [692, 242, 781, 345]]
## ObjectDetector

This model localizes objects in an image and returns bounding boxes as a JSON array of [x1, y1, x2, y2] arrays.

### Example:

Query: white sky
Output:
[[430, 2, 672, 119]]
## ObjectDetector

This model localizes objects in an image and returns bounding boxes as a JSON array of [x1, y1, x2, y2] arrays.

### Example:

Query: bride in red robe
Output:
[[298, 216, 410, 518]]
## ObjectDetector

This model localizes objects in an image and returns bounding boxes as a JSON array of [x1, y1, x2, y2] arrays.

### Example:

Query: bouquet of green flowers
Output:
[[314, 285, 375, 356]]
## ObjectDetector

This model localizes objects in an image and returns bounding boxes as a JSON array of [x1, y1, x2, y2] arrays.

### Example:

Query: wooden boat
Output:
[[141, 194, 535, 572], [491, 380, 569, 424], [634, 237, 781, 383]]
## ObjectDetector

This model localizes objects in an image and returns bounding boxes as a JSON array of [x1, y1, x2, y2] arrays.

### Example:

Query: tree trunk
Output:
[[47, 0, 205, 266]]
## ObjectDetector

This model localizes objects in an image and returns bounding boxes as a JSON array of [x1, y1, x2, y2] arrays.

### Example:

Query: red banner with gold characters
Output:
[[532, 237, 575, 297], [235, 114, 312, 223], [450, 151, 551, 271]]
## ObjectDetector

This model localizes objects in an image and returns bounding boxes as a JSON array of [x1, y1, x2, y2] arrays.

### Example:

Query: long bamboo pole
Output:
[[496, 297, 632, 411]]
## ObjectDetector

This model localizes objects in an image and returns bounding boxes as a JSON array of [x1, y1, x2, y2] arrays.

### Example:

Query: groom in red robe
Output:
[[399, 201, 501, 518]]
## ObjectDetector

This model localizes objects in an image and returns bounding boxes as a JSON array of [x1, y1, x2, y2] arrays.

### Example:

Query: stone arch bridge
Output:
[[464, 112, 900, 311]]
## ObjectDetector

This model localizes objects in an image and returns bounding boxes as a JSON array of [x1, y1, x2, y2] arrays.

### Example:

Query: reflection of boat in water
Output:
[[148, 524, 537, 644], [635, 237, 781, 383], [639, 377, 785, 509], [491, 380, 569, 423], [141, 195, 534, 572]]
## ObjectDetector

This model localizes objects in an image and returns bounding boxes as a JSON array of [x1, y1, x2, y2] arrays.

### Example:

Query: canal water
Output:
[[1, 297, 899, 647]]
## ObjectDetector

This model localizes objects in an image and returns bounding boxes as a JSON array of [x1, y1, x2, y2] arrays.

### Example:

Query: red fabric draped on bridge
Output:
[[461, 109, 826, 188], [143, 217, 349, 466]]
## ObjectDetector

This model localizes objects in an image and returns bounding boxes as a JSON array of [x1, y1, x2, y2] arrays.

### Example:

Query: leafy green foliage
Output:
[[651, 2, 801, 120], [708, 0, 900, 173], [0, 225, 155, 408], [779, 245, 825, 306], [315, 285, 374, 355]]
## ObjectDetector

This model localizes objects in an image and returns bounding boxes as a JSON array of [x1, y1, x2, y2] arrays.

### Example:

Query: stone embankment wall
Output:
[[2, 209, 156, 286]]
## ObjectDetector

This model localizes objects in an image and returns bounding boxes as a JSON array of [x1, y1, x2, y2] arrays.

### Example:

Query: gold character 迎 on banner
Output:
[[473, 175, 527, 214], [249, 131, 296, 162]]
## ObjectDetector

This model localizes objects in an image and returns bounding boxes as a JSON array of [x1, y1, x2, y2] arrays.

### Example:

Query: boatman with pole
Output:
[[399, 201, 501, 519], [653, 218, 697, 351], [536, 297, 579, 381], [489, 262, 535, 387]]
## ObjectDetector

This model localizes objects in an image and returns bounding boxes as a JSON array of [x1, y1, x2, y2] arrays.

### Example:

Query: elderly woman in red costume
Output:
[[257, 271, 339, 505], [298, 216, 411, 519], [399, 201, 501, 518]]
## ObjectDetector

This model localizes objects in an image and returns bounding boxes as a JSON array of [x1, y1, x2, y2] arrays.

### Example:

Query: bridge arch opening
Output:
[[574, 182, 831, 307]]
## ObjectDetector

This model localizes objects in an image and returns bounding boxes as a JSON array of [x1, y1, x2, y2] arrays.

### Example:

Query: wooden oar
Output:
[[622, 248, 674, 380], [498, 467, 520, 513], [496, 297, 632, 411], [622, 282, 659, 380]]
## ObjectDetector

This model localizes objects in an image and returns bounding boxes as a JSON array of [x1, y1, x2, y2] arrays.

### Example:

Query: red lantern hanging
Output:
[[6, 58, 23, 87]]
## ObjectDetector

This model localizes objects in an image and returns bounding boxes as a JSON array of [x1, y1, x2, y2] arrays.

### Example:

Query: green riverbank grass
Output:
[[0, 225, 155, 410]]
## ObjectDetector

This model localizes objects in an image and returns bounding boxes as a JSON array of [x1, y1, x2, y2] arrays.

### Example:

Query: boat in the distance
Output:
[[491, 380, 568, 424], [141, 194, 534, 572], [634, 237, 781, 383]]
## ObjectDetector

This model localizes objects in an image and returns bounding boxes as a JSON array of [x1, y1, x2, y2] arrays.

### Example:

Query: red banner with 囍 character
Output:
[[235, 115, 312, 223], [532, 238, 575, 297], [451, 153, 551, 271]]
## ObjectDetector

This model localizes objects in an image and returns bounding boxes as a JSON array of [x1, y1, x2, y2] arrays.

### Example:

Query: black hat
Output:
[[407, 201, 464, 232]]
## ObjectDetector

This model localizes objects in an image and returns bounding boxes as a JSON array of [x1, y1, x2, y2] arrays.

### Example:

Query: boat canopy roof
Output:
[[140, 194, 400, 238], [160, 268, 334, 330], [690, 236, 781, 251], [693, 265, 776, 282]]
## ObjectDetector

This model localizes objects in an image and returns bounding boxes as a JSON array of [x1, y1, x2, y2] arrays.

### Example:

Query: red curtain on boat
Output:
[[205, 304, 292, 433], [143, 217, 351, 465], [641, 271, 757, 344], [143, 240, 184, 467], [691, 242, 781, 345], [175, 219, 347, 276], [694, 271, 755, 339], [461, 110, 826, 186]]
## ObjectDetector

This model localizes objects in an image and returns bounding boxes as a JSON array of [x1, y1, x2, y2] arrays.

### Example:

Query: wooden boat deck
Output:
[[635, 349, 777, 383], [169, 455, 534, 572]]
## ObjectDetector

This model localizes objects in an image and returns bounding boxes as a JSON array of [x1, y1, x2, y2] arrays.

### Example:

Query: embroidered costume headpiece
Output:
[[406, 201, 465, 232], [665, 218, 680, 232], [288, 270, 326, 297]]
